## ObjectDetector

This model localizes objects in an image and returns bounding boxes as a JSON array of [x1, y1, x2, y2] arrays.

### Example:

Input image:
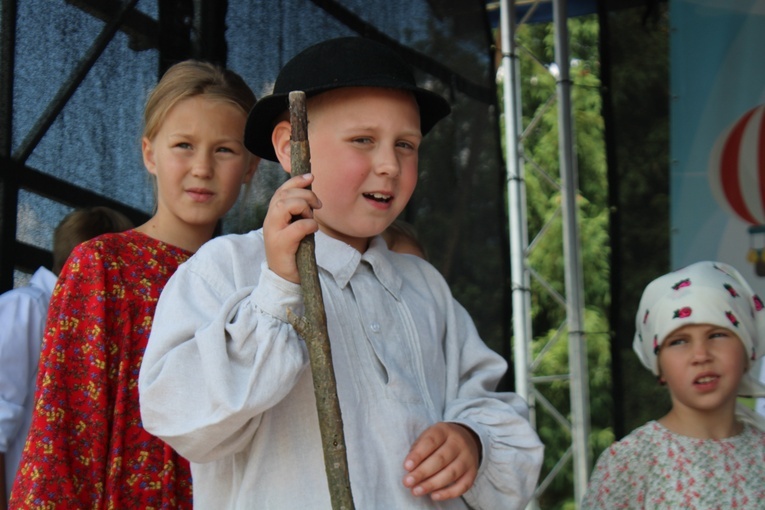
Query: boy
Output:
[[139, 37, 543, 509], [0, 206, 132, 507]]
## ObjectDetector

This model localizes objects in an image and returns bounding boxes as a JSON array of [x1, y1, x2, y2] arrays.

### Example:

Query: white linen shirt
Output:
[[0, 266, 57, 499], [139, 229, 543, 510]]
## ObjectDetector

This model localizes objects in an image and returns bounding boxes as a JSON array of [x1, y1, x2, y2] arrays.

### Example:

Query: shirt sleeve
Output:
[[11, 247, 112, 507], [139, 242, 309, 463], [441, 300, 544, 510], [0, 290, 46, 452]]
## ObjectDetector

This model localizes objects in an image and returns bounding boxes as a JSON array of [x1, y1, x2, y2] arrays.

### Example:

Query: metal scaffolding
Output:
[[500, 0, 591, 505]]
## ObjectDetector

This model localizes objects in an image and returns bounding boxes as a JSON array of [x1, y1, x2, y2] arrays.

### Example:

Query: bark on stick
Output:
[[285, 91, 355, 510]]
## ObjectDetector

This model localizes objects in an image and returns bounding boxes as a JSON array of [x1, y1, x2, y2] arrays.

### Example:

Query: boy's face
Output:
[[657, 323, 747, 417], [304, 87, 422, 252]]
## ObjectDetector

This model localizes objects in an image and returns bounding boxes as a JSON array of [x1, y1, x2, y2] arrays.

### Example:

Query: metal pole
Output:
[[1, 0, 18, 291], [501, 0, 532, 405], [12, 0, 139, 164], [552, 0, 591, 504], [501, 3, 538, 507]]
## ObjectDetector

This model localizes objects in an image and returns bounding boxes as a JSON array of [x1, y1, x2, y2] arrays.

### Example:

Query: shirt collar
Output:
[[30, 266, 58, 295], [315, 231, 403, 299]]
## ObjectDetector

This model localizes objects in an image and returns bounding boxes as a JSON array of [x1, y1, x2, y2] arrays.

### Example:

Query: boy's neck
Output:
[[317, 225, 373, 253]]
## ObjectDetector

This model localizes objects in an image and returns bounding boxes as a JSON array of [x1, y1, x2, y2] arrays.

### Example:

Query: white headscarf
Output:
[[633, 261, 765, 428]]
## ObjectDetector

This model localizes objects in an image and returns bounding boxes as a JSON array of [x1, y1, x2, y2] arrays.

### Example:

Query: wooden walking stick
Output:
[[285, 91, 356, 510]]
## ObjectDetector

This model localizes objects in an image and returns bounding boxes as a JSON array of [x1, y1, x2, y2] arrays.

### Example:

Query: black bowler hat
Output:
[[244, 37, 452, 161]]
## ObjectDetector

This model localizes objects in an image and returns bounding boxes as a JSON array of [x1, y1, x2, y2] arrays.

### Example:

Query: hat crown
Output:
[[272, 37, 418, 95]]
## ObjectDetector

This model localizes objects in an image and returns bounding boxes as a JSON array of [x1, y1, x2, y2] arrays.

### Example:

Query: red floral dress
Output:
[[10, 230, 193, 509]]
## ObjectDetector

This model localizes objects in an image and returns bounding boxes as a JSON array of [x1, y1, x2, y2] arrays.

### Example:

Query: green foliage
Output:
[[501, 14, 615, 509], [503, 7, 672, 507], [531, 309, 613, 509]]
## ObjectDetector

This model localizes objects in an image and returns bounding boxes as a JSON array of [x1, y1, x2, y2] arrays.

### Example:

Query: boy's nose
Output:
[[374, 147, 401, 177]]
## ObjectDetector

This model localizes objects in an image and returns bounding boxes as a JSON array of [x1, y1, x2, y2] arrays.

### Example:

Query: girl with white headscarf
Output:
[[581, 261, 765, 509]]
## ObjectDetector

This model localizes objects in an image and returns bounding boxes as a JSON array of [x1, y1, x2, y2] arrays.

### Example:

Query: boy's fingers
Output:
[[285, 173, 320, 204], [262, 173, 322, 283], [287, 172, 314, 187], [408, 449, 475, 499], [269, 174, 320, 210], [428, 471, 475, 501], [265, 192, 320, 232], [404, 425, 446, 472], [276, 196, 315, 221], [403, 422, 480, 500], [404, 445, 458, 490], [288, 217, 319, 237], [404, 443, 462, 484], [403, 426, 456, 489]]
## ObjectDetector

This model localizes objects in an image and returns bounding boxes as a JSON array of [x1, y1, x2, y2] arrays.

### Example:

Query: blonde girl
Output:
[[582, 261, 765, 508], [10, 61, 258, 509]]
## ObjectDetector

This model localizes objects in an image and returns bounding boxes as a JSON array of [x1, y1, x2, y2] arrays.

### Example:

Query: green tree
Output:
[[501, 15, 613, 508]]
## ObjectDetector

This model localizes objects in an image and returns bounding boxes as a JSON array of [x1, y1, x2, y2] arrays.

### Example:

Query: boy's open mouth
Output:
[[364, 192, 392, 203]]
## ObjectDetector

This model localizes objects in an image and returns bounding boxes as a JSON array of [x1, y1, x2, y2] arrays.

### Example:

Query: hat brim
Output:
[[244, 84, 450, 162]]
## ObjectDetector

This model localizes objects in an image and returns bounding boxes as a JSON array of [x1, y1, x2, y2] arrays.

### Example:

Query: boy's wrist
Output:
[[458, 423, 482, 464], [254, 263, 304, 322]]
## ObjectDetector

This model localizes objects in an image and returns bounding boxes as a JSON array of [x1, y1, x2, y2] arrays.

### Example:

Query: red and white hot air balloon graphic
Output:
[[709, 103, 765, 276]]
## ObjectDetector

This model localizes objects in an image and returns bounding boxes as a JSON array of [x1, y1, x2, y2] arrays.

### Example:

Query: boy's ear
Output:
[[272, 120, 293, 174], [141, 137, 157, 176]]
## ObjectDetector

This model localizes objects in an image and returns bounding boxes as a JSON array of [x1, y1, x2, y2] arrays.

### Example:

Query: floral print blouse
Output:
[[581, 420, 765, 509], [10, 230, 193, 509]]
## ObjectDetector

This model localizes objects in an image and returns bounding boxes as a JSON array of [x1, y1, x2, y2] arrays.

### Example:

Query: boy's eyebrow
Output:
[[340, 125, 423, 137]]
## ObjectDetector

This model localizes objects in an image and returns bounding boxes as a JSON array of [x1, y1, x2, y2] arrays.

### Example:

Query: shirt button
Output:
[[370, 322, 381, 333]]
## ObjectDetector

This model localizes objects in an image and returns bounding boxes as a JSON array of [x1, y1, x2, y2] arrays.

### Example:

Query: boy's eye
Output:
[[352, 137, 373, 144], [396, 140, 417, 151], [175, 142, 192, 149], [216, 146, 234, 153]]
